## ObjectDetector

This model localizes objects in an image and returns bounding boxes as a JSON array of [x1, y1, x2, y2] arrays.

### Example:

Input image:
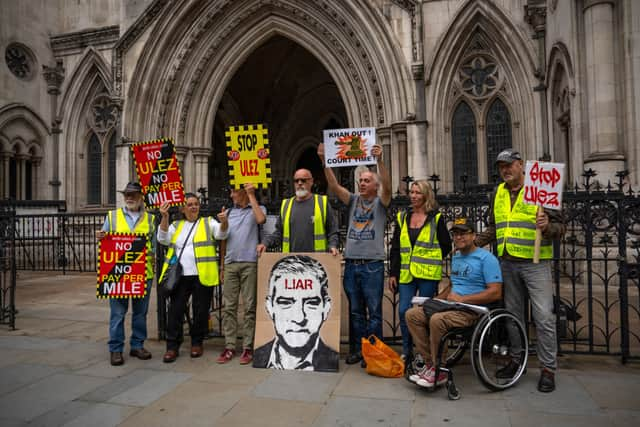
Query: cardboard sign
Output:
[[225, 124, 271, 189], [523, 160, 565, 210], [254, 253, 341, 372], [97, 233, 147, 299], [131, 138, 185, 208], [322, 127, 376, 167]]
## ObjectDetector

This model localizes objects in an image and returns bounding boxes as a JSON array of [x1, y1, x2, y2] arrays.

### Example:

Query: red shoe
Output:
[[216, 348, 235, 364], [239, 349, 253, 365]]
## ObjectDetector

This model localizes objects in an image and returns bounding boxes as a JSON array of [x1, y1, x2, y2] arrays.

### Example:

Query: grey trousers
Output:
[[501, 259, 557, 370]]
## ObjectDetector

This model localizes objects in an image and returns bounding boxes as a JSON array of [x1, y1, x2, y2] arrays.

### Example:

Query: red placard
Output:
[[131, 138, 185, 208], [97, 233, 147, 299]]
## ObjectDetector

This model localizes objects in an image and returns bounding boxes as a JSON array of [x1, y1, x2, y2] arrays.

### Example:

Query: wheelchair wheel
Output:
[[445, 336, 467, 367], [470, 309, 528, 391]]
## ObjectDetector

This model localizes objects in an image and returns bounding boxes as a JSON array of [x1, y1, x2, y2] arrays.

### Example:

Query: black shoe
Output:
[[129, 348, 152, 360], [345, 352, 363, 365], [495, 360, 525, 379], [538, 369, 555, 392], [110, 352, 124, 366], [360, 359, 367, 369]]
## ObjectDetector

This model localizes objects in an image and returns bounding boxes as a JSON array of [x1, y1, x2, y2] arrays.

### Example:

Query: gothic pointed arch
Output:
[[425, 0, 538, 191], [60, 47, 119, 209], [548, 42, 577, 185], [122, 0, 413, 150]]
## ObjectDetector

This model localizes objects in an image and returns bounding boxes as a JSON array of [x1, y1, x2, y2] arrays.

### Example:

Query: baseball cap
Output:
[[450, 217, 475, 233], [495, 149, 522, 164], [118, 182, 142, 194]]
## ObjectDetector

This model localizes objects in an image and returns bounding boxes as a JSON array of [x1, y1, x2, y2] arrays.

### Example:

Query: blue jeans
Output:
[[398, 278, 438, 356], [343, 260, 384, 353], [108, 279, 152, 353]]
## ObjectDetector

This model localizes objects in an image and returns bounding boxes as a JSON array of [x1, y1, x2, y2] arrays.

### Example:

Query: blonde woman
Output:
[[389, 180, 451, 359]]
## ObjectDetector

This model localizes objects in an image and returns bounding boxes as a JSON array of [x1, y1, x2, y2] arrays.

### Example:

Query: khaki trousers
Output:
[[405, 306, 478, 365], [222, 262, 257, 350]]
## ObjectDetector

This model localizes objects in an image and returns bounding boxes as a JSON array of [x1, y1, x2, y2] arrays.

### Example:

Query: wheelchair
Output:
[[409, 308, 528, 400]]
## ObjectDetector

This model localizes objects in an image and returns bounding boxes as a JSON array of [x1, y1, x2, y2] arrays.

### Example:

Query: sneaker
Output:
[[216, 348, 235, 364], [416, 367, 447, 388], [406, 354, 426, 378], [537, 368, 555, 393], [409, 363, 430, 384], [496, 360, 524, 379], [239, 349, 253, 365]]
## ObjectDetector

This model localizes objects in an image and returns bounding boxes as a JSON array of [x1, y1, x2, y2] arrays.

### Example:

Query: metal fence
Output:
[[0, 205, 16, 329], [6, 171, 640, 361]]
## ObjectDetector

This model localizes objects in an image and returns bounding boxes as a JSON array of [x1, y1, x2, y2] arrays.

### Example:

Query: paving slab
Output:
[[0, 363, 63, 395], [606, 409, 640, 427], [333, 364, 415, 401], [572, 369, 640, 410], [119, 381, 251, 427], [215, 396, 323, 427], [190, 360, 272, 385], [502, 371, 602, 415], [0, 373, 109, 422], [0, 335, 73, 351], [106, 371, 192, 407], [414, 394, 511, 427], [79, 368, 168, 403], [313, 395, 412, 427], [507, 410, 614, 427], [252, 369, 343, 403], [28, 400, 139, 427]]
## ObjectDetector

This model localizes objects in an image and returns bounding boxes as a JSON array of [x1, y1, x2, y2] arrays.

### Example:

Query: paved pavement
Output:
[[1, 271, 639, 426]]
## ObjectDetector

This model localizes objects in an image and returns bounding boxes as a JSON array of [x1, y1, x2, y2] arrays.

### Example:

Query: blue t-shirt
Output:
[[450, 248, 502, 296]]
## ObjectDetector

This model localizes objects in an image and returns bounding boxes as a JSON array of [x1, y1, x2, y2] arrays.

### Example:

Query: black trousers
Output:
[[166, 275, 213, 350]]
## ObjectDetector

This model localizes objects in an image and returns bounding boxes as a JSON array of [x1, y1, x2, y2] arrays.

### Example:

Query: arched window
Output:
[[107, 133, 116, 205], [87, 133, 102, 205], [486, 98, 512, 182], [452, 102, 478, 191]]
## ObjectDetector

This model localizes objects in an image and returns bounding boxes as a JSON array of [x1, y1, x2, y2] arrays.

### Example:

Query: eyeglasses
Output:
[[294, 178, 310, 184]]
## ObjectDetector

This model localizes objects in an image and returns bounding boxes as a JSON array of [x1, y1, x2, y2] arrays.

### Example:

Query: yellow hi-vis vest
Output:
[[107, 208, 155, 279], [280, 194, 328, 252], [160, 219, 220, 286], [494, 183, 552, 259], [398, 211, 443, 283]]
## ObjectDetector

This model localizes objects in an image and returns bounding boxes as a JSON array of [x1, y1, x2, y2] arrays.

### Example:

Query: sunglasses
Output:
[[294, 178, 311, 184]]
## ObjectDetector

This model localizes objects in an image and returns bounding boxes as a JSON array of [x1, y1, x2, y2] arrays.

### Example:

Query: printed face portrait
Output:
[[266, 255, 331, 352]]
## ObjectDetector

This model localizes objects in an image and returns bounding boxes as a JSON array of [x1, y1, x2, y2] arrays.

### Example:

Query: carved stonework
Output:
[[458, 55, 500, 99], [50, 26, 120, 57], [87, 94, 120, 134], [524, 2, 547, 34], [5, 42, 36, 80], [42, 60, 65, 95]]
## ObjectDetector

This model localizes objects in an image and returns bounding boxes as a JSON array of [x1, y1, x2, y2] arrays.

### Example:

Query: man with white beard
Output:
[[96, 182, 155, 366], [259, 168, 339, 255]]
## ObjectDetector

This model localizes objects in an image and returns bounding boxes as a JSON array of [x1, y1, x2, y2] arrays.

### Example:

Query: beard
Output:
[[295, 189, 309, 199], [125, 200, 142, 211]]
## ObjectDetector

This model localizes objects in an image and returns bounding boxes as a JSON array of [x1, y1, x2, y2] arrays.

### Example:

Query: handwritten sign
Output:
[[322, 127, 376, 168], [97, 234, 147, 299], [225, 124, 271, 189], [131, 138, 185, 208], [523, 160, 565, 210]]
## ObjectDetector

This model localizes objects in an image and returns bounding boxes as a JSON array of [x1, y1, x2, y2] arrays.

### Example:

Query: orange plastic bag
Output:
[[361, 335, 405, 378]]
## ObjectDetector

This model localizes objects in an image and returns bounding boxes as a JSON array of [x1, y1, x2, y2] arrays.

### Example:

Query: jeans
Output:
[[343, 260, 384, 353], [166, 275, 214, 351], [501, 259, 557, 370], [108, 279, 152, 353], [398, 278, 438, 356]]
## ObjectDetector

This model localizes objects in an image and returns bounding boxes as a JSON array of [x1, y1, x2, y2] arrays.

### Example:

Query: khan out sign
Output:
[[322, 127, 376, 168], [523, 160, 565, 210]]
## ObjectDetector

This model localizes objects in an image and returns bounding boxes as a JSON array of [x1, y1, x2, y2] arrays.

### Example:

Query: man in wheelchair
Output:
[[405, 217, 503, 389]]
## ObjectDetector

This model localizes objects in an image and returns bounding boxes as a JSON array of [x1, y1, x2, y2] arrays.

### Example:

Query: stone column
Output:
[[42, 60, 64, 200], [1, 154, 10, 198], [191, 147, 212, 197], [583, 0, 624, 183]]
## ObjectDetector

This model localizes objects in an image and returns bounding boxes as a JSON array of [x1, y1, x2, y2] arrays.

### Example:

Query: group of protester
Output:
[[97, 145, 564, 393]]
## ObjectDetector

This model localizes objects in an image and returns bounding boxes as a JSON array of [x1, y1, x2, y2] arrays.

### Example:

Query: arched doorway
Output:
[[209, 35, 348, 204]]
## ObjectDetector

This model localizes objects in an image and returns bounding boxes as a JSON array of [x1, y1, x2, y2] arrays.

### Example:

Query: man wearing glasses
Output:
[[405, 217, 502, 388], [259, 169, 339, 255]]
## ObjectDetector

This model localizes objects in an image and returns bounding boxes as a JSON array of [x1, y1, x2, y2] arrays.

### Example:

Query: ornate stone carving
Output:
[[5, 42, 36, 80], [50, 26, 120, 57], [42, 60, 65, 95], [524, 2, 547, 35], [86, 94, 120, 134], [459, 55, 499, 98]]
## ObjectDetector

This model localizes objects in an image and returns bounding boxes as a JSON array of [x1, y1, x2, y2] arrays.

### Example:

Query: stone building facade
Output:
[[1, 0, 638, 211]]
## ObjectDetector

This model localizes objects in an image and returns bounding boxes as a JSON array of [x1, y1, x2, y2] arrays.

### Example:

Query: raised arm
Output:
[[318, 143, 351, 205], [372, 144, 391, 207], [244, 182, 266, 225]]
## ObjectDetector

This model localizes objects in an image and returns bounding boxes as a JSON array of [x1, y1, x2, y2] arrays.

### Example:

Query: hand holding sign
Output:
[[524, 160, 565, 263]]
